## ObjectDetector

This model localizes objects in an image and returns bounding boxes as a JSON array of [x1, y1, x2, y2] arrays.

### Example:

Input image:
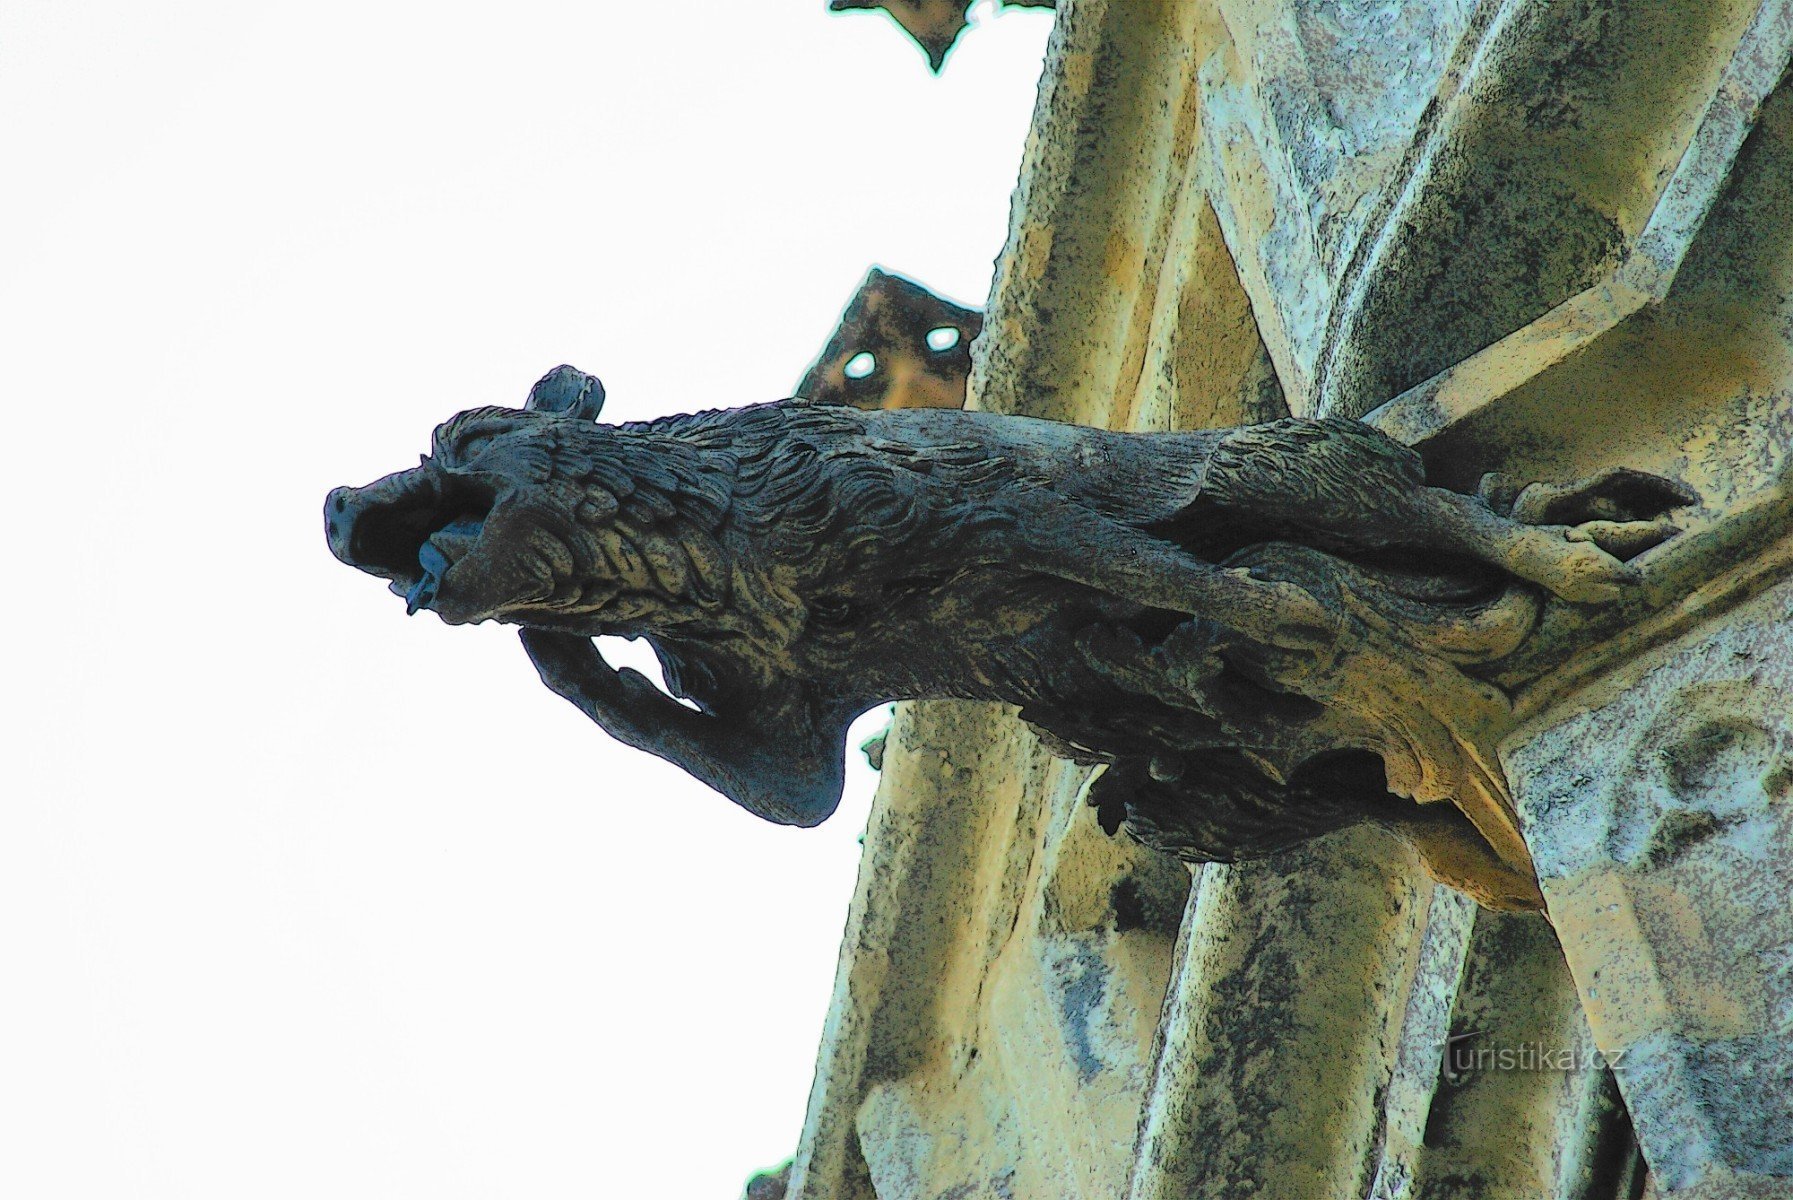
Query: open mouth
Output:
[[399, 516, 485, 614], [325, 467, 500, 614]]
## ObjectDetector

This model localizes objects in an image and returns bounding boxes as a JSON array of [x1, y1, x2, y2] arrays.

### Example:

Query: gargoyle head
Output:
[[327, 408, 588, 627], [326, 365, 686, 633], [327, 365, 1039, 703]]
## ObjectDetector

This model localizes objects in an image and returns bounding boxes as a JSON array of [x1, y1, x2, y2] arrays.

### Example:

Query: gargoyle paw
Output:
[[519, 628, 604, 693], [1564, 516, 1682, 561], [1518, 535, 1641, 605], [1512, 467, 1698, 526]]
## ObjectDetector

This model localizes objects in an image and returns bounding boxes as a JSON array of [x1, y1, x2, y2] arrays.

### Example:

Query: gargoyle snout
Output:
[[324, 485, 361, 568], [322, 468, 451, 583]]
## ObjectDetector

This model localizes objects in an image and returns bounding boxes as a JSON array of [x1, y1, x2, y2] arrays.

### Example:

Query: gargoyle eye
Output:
[[433, 428, 497, 463], [455, 436, 495, 460], [810, 596, 857, 629]]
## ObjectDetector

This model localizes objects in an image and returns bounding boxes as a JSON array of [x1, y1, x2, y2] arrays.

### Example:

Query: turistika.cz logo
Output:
[[1442, 1031, 1628, 1084]]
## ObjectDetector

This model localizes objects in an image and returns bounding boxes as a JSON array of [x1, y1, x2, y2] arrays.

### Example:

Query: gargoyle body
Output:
[[326, 368, 1693, 908]]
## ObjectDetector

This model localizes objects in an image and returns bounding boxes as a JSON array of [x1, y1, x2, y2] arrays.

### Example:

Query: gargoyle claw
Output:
[[1513, 466, 1699, 526], [1519, 536, 1642, 604], [1565, 517, 1683, 561]]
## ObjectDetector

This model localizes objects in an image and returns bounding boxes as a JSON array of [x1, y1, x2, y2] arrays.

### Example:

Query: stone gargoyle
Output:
[[326, 366, 1695, 910]]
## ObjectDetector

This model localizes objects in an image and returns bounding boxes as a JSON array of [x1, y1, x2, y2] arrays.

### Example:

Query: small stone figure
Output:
[[326, 367, 1693, 909], [794, 268, 981, 411]]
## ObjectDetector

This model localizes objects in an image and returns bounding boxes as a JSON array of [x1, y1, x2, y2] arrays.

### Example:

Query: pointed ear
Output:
[[525, 364, 607, 421]]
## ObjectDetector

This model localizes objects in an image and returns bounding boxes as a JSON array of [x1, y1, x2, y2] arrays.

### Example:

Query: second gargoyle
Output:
[[326, 366, 1695, 909]]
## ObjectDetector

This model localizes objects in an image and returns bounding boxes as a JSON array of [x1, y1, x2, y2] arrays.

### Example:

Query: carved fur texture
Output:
[[327, 373, 1694, 907]]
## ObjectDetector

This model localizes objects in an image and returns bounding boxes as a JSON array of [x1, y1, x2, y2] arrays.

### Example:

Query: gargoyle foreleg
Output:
[[998, 516, 1339, 650], [1402, 488, 1660, 604], [519, 629, 847, 827]]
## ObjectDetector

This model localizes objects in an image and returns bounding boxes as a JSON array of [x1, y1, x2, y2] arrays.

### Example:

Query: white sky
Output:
[[0, 4, 1051, 1196]]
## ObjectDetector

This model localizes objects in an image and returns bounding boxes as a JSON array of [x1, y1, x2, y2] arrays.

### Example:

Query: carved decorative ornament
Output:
[[327, 366, 1694, 910], [795, 268, 981, 411], [829, 0, 1055, 72]]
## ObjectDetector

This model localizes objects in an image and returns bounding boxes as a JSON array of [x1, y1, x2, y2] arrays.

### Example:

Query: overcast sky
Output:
[[1, 4, 1052, 1195]]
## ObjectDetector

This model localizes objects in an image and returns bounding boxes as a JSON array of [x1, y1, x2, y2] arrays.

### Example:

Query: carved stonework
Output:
[[1505, 576, 1793, 1192], [794, 268, 981, 411], [320, 0, 1793, 1190], [326, 365, 1692, 911], [829, 0, 1055, 72], [780, 2, 1793, 1197]]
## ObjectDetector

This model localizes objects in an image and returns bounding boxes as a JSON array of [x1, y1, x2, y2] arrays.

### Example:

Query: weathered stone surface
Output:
[[788, 704, 1189, 1199], [788, 0, 1793, 1195], [1316, 0, 1770, 420], [744, 1160, 792, 1200], [1133, 867, 1647, 1200], [1507, 574, 1793, 1194], [1379, 909, 1646, 1199], [1366, 0, 1793, 456], [1127, 831, 1442, 1199]]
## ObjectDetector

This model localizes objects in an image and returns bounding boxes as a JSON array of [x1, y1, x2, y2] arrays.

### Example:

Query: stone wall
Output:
[[787, 3, 1793, 1196]]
